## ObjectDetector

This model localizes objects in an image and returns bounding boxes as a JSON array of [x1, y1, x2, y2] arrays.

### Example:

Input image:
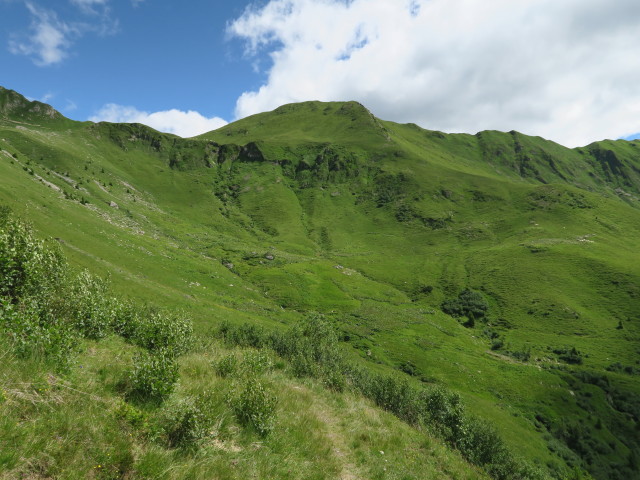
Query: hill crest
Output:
[[0, 86, 64, 122]]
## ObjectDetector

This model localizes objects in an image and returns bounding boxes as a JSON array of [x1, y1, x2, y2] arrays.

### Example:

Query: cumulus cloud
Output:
[[89, 104, 228, 138], [229, 0, 640, 147], [9, 2, 78, 66]]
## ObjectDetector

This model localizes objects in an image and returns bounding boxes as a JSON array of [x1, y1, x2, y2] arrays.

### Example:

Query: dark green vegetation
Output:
[[1, 85, 639, 479]]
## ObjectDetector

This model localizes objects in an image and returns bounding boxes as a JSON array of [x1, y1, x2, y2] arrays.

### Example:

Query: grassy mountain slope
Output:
[[1, 86, 639, 479]]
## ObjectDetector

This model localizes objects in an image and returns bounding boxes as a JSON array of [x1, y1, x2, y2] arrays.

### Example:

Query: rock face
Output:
[[0, 86, 63, 121], [109, 201, 119, 209]]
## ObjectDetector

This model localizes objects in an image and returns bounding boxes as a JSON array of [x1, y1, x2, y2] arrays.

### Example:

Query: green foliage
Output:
[[219, 320, 267, 349], [114, 399, 150, 430], [127, 308, 193, 357], [553, 347, 583, 365], [0, 297, 80, 371], [606, 362, 639, 376], [269, 314, 345, 388], [161, 396, 213, 449], [240, 349, 274, 376], [65, 270, 115, 339], [0, 210, 193, 377], [214, 353, 238, 378], [220, 318, 542, 478], [0, 211, 78, 370], [228, 376, 277, 437], [128, 350, 179, 402], [0, 211, 66, 301], [441, 288, 489, 326]]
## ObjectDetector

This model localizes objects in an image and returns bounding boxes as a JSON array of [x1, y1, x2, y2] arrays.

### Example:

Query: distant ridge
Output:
[[0, 86, 65, 122]]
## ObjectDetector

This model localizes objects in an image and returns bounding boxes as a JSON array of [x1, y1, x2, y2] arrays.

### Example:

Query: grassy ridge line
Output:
[[200, 99, 640, 198]]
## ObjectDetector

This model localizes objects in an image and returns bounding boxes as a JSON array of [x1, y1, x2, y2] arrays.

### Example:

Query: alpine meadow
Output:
[[0, 85, 639, 480]]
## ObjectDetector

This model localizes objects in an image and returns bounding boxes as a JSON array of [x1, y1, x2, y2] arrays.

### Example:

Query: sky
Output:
[[1, 0, 640, 146]]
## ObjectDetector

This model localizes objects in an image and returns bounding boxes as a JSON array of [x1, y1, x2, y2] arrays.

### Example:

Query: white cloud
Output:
[[8, 1, 118, 66], [89, 104, 228, 138], [9, 2, 77, 66], [229, 0, 640, 147], [40, 92, 54, 103], [70, 0, 108, 15], [64, 99, 78, 112]]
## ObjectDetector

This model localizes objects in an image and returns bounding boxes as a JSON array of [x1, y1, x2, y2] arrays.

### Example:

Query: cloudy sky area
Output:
[[1, 0, 639, 146]]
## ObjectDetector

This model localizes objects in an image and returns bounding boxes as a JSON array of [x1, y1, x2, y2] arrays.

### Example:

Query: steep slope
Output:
[[1, 86, 639, 479]]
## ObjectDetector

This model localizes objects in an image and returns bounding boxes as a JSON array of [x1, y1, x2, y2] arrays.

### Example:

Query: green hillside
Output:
[[1, 86, 639, 479]]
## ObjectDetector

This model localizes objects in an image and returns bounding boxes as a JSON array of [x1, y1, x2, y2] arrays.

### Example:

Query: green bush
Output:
[[270, 314, 345, 386], [219, 321, 265, 349], [215, 354, 239, 378], [162, 396, 211, 449], [65, 270, 115, 339], [0, 211, 67, 301], [240, 349, 273, 376], [112, 300, 142, 340], [113, 303, 193, 358], [441, 288, 489, 326], [554, 346, 583, 365], [129, 350, 179, 402], [228, 377, 277, 437], [129, 309, 193, 357], [420, 387, 466, 441], [0, 297, 79, 371], [114, 399, 150, 430]]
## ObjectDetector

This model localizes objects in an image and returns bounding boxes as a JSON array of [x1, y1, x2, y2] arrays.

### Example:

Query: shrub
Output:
[[162, 396, 211, 449], [114, 399, 150, 430], [508, 347, 531, 362], [270, 314, 345, 383], [240, 349, 273, 376], [65, 270, 115, 339], [556, 346, 583, 365], [112, 300, 142, 340], [0, 211, 67, 301], [459, 417, 507, 467], [219, 320, 265, 348], [421, 386, 466, 443], [217, 316, 543, 478], [441, 288, 489, 325], [0, 296, 79, 371], [322, 366, 347, 392], [215, 354, 238, 378], [129, 351, 179, 402], [228, 377, 277, 437], [129, 309, 193, 357]]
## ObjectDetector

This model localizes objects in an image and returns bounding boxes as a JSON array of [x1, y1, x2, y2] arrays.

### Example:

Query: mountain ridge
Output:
[[3, 84, 639, 201], [0, 85, 639, 479]]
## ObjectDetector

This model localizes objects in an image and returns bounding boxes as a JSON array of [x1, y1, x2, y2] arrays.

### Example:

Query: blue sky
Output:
[[1, 0, 259, 127], [2, 0, 640, 146]]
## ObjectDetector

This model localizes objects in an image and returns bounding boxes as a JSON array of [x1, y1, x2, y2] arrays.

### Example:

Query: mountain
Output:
[[0, 85, 639, 480]]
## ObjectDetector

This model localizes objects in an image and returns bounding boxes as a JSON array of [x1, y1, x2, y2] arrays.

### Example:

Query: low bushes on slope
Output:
[[0, 207, 192, 400], [218, 316, 552, 480]]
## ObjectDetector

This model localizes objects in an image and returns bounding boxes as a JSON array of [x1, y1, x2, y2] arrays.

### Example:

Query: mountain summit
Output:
[[0, 87, 638, 480]]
